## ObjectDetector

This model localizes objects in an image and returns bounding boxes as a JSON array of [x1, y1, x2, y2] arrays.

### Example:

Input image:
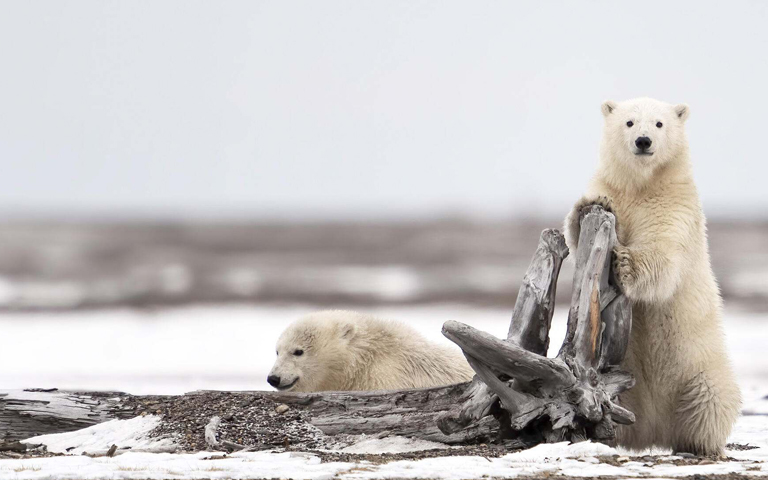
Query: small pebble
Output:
[[275, 404, 290, 414], [660, 455, 682, 461]]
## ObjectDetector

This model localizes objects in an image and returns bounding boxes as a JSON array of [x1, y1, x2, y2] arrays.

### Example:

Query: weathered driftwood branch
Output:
[[441, 205, 634, 445], [2, 384, 494, 446], [0, 389, 134, 443]]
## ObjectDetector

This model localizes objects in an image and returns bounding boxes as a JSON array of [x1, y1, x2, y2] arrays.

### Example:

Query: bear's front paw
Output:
[[565, 195, 615, 251], [578, 195, 614, 223], [613, 245, 636, 294]]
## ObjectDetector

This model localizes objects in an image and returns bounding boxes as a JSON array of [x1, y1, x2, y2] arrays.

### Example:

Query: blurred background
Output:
[[0, 2, 765, 405]]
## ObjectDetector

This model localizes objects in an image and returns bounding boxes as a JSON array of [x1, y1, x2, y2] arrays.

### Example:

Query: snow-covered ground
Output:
[[5, 415, 768, 479], [1, 304, 527, 394], [1, 304, 767, 479], [1, 304, 765, 400]]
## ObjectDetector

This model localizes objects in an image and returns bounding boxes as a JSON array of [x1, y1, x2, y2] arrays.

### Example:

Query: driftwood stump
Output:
[[438, 205, 634, 447]]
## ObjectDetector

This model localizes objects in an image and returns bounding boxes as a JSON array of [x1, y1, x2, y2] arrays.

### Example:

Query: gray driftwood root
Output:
[[440, 205, 635, 446], [436, 229, 569, 435]]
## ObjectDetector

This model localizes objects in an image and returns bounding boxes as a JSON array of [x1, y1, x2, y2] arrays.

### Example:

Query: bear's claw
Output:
[[613, 245, 636, 294]]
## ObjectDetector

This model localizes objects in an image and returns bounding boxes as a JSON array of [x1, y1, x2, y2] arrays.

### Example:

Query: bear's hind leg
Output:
[[673, 371, 740, 457]]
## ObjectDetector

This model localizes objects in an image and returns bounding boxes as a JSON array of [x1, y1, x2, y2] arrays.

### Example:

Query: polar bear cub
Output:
[[267, 310, 474, 392], [565, 97, 741, 456]]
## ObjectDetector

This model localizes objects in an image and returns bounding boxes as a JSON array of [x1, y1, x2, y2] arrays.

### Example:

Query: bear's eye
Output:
[[656, 122, 663, 128], [293, 349, 304, 356], [626, 121, 634, 127]]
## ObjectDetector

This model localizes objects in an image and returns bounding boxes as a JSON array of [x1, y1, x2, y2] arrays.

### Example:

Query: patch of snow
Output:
[[220, 268, 263, 296], [504, 440, 618, 461], [3, 426, 767, 480], [726, 415, 768, 462], [159, 264, 192, 295], [2, 281, 87, 308], [0, 277, 17, 304], [0, 451, 348, 480], [8, 420, 768, 479], [730, 270, 768, 296], [741, 383, 768, 415], [341, 436, 446, 454], [23, 416, 175, 455], [334, 266, 422, 301]]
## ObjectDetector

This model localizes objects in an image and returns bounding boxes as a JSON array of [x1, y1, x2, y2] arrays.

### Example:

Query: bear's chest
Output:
[[608, 190, 680, 246]]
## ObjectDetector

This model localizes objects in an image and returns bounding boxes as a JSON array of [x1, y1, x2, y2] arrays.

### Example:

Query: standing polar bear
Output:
[[267, 310, 474, 392], [565, 97, 740, 456]]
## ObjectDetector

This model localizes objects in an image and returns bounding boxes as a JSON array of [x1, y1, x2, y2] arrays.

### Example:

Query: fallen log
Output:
[[0, 389, 134, 443], [2, 384, 495, 447]]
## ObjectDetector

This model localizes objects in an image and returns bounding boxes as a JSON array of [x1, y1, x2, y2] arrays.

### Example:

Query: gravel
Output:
[[122, 391, 333, 452]]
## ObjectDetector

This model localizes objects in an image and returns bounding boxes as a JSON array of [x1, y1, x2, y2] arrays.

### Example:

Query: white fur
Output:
[[565, 98, 741, 456], [268, 310, 474, 392]]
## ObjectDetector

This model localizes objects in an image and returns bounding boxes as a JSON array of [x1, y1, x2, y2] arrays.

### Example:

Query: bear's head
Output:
[[267, 311, 358, 392], [599, 97, 690, 187]]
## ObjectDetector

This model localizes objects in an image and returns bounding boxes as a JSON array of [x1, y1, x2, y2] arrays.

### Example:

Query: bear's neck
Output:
[[596, 148, 693, 194]]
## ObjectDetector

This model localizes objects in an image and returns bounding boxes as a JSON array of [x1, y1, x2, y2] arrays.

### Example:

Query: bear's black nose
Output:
[[635, 136, 652, 151], [267, 375, 281, 387]]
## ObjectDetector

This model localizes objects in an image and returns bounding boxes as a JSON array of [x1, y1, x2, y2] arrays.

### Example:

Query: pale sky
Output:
[[0, 1, 766, 220]]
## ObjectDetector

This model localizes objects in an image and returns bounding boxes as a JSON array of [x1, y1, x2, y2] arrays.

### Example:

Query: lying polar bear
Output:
[[267, 310, 474, 392]]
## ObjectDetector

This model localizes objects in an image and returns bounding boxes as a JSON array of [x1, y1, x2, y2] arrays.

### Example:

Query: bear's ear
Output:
[[674, 104, 690, 122], [340, 323, 356, 340], [601, 100, 617, 117]]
